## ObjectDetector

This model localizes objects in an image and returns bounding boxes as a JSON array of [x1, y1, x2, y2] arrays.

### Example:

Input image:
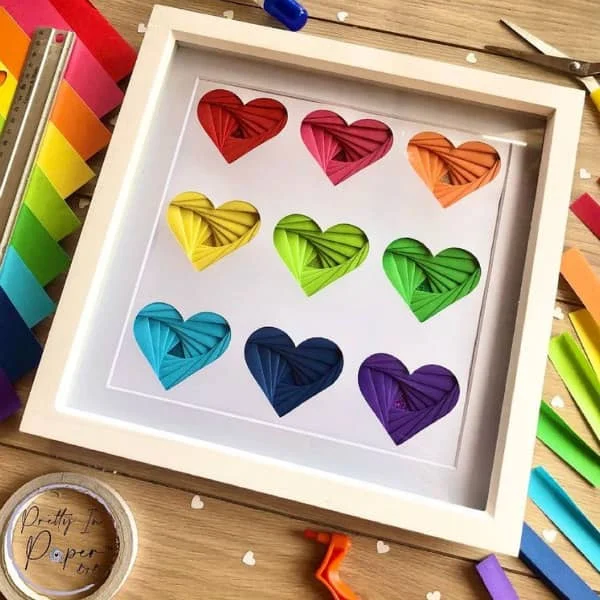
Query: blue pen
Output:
[[253, 0, 308, 31]]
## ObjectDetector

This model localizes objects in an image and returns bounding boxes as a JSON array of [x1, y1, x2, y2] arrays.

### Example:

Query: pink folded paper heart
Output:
[[300, 110, 393, 185]]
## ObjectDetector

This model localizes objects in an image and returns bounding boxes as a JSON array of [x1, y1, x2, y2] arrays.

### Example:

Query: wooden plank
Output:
[[0, 444, 558, 598]]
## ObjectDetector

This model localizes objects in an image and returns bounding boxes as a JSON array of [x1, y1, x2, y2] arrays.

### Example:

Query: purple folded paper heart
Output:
[[358, 353, 460, 445]]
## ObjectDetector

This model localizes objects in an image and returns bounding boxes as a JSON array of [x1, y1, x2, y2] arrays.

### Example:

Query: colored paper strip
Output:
[[475, 554, 519, 600], [548, 333, 600, 441], [51, 81, 111, 161], [537, 401, 600, 487], [0, 59, 17, 120], [0, 246, 55, 327], [560, 248, 600, 326], [37, 122, 95, 198], [0, 8, 28, 77], [571, 193, 600, 240], [10, 205, 70, 286], [2, 0, 124, 118], [0, 288, 42, 382], [0, 367, 20, 421], [519, 523, 598, 600], [48, 0, 136, 82], [23, 166, 80, 242], [570, 308, 600, 378], [529, 467, 600, 570]]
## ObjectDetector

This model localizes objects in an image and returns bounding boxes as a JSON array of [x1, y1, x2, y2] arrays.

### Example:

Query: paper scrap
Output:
[[537, 401, 600, 486], [23, 166, 81, 242], [466, 52, 478, 64], [10, 205, 71, 286], [571, 193, 600, 239], [0, 367, 20, 421], [50, 81, 111, 161], [426, 593, 441, 600], [0, 246, 55, 328], [0, 288, 42, 381], [191, 495, 204, 509], [78, 199, 91, 210], [242, 551, 256, 566], [0, 8, 29, 77], [550, 395, 565, 409], [376, 540, 390, 554], [542, 529, 557, 543], [570, 308, 600, 378], [529, 466, 600, 570], [579, 167, 592, 180], [548, 333, 600, 441], [336, 10, 349, 21], [552, 306, 564, 320], [475, 555, 518, 600], [520, 523, 597, 600], [137, 22, 147, 33], [222, 10, 234, 19], [561, 248, 600, 325]]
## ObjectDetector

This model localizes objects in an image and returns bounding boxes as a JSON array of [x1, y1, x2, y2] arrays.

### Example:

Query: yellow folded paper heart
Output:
[[167, 191, 260, 271]]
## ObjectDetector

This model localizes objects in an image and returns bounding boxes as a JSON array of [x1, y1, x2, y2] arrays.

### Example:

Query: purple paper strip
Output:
[[476, 555, 519, 599], [0, 367, 20, 421]]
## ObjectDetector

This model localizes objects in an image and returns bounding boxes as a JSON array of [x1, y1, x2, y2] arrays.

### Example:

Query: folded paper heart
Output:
[[358, 353, 460, 445], [197, 89, 287, 163], [408, 132, 501, 207], [274, 214, 369, 296], [167, 192, 260, 271], [245, 326, 343, 417], [301, 110, 393, 185], [133, 302, 231, 390], [383, 238, 481, 322]]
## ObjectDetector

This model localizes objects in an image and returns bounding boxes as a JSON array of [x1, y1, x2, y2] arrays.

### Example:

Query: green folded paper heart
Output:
[[383, 238, 481, 322], [274, 214, 369, 296]]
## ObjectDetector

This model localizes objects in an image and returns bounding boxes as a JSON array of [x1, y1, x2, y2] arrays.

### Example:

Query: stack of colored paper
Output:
[[0, 0, 135, 417]]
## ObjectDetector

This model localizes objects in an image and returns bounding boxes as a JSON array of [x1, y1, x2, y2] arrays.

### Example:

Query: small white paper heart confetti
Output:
[[78, 199, 91, 209], [242, 550, 256, 566], [550, 395, 565, 409], [376, 540, 390, 554], [553, 306, 565, 320], [137, 23, 147, 34], [191, 495, 204, 510], [579, 168, 592, 180], [426, 592, 442, 600], [336, 10, 349, 22], [223, 10, 234, 19], [466, 52, 478, 64], [542, 528, 558, 543]]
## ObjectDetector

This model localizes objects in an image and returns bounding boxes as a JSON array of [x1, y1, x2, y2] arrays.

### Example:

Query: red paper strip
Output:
[[571, 193, 600, 239], [48, 0, 136, 82]]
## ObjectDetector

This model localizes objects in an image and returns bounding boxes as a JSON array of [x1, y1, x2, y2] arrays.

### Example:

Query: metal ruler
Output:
[[0, 28, 75, 260]]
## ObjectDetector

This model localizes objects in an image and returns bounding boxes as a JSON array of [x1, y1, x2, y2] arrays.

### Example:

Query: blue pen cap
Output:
[[263, 0, 308, 31]]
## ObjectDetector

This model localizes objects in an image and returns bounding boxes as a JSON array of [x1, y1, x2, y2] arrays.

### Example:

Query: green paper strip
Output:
[[548, 333, 600, 442], [23, 166, 80, 242], [9, 205, 70, 286], [0, 112, 4, 135], [537, 401, 600, 487]]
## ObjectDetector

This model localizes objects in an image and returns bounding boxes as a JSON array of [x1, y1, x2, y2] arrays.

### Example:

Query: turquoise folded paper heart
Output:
[[133, 302, 231, 389]]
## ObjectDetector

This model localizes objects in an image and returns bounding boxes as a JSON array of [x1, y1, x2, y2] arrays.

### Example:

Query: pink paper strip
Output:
[[1, 0, 123, 117], [571, 193, 600, 240]]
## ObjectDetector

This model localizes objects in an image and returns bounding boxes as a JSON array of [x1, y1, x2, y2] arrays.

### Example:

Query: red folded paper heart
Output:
[[197, 89, 288, 163], [300, 110, 393, 185]]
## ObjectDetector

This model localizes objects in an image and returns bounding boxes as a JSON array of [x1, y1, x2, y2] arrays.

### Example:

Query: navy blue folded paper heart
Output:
[[244, 326, 343, 417]]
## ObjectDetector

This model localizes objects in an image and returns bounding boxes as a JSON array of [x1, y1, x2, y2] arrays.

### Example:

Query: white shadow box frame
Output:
[[21, 6, 584, 554]]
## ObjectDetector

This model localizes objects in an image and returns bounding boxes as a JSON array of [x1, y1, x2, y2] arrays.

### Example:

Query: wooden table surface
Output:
[[2, 1, 600, 598]]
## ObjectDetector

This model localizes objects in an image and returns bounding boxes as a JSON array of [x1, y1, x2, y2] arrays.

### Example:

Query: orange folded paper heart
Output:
[[407, 132, 501, 208]]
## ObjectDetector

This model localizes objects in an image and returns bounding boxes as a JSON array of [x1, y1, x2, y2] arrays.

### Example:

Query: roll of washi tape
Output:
[[0, 472, 137, 600]]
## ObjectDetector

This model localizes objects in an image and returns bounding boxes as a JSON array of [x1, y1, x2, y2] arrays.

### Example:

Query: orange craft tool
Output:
[[304, 529, 359, 600]]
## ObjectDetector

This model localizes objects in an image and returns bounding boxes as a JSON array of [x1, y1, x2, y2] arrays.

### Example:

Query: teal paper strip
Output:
[[548, 333, 600, 441], [0, 246, 55, 328], [537, 401, 600, 487], [529, 466, 600, 570]]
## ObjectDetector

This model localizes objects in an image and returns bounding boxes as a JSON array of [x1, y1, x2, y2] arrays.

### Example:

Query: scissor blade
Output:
[[501, 19, 568, 58]]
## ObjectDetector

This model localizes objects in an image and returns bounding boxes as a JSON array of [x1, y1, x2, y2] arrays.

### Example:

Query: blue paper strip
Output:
[[0, 246, 55, 327], [519, 523, 597, 600], [529, 466, 600, 570], [0, 288, 42, 382]]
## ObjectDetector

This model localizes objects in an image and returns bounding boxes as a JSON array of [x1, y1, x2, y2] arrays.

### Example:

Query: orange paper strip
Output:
[[561, 249, 600, 325], [0, 8, 29, 78], [50, 81, 111, 160]]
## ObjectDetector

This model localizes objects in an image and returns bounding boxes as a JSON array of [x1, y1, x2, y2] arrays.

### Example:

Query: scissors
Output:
[[485, 19, 600, 111]]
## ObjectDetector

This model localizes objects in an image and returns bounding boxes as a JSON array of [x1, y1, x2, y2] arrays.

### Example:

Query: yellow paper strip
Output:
[[0, 60, 17, 120], [570, 309, 600, 378], [36, 122, 94, 198]]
